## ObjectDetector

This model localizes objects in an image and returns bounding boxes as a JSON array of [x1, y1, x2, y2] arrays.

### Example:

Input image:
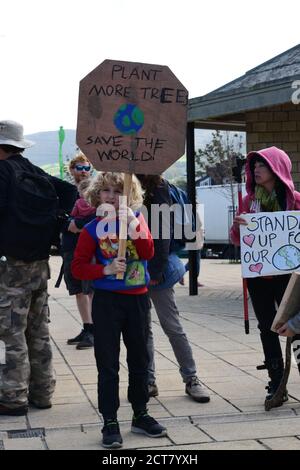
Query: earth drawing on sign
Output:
[[272, 244, 300, 271], [114, 104, 144, 135]]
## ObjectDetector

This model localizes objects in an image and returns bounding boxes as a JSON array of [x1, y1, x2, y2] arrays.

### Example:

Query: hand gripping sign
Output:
[[77, 60, 188, 278]]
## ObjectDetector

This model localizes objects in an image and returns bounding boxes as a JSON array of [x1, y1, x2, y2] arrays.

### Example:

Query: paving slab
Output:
[[261, 436, 300, 450], [28, 403, 100, 428], [158, 394, 239, 417], [0, 417, 27, 431], [2, 437, 45, 450], [198, 416, 300, 441], [144, 439, 265, 450]]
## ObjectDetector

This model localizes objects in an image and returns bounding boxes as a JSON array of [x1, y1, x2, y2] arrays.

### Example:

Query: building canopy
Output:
[[188, 44, 300, 131]]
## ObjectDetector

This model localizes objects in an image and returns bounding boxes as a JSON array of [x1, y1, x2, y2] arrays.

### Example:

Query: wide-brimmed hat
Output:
[[0, 120, 34, 148]]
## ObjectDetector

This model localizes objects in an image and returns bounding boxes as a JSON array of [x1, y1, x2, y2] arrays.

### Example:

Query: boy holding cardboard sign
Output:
[[72, 172, 167, 448]]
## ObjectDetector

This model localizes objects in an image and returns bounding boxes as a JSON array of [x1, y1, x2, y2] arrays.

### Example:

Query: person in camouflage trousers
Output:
[[0, 120, 77, 416], [0, 258, 56, 414]]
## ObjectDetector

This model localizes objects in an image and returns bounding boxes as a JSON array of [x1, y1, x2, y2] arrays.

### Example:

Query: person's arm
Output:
[[0, 167, 10, 215], [47, 174, 78, 213], [230, 195, 250, 246], [71, 228, 104, 280], [73, 216, 92, 230], [277, 311, 300, 337], [277, 318, 298, 337], [69, 213, 96, 233]]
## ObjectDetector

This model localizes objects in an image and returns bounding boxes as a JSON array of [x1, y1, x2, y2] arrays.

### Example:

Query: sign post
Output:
[[77, 59, 188, 277], [58, 126, 65, 180]]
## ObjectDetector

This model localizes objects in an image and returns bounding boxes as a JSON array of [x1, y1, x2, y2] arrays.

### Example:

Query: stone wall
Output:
[[246, 102, 300, 190]]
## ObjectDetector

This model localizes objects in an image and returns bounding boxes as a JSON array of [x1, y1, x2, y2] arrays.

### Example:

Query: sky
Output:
[[1, 0, 300, 135]]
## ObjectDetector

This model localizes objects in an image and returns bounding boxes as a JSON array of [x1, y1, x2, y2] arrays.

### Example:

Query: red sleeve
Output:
[[71, 228, 105, 280], [230, 195, 251, 246], [70, 203, 79, 217], [131, 213, 154, 261]]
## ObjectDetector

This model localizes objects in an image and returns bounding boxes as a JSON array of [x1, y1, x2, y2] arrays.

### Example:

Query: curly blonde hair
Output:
[[86, 172, 144, 210]]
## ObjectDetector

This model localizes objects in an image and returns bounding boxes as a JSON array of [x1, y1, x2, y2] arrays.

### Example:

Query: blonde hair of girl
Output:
[[85, 172, 144, 211]]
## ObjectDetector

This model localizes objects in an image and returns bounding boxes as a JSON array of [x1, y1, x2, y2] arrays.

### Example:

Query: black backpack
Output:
[[1, 158, 61, 261], [6, 158, 59, 227]]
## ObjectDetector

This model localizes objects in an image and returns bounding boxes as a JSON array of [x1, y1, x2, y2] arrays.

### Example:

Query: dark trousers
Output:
[[247, 275, 300, 362], [92, 290, 150, 420], [185, 250, 201, 278]]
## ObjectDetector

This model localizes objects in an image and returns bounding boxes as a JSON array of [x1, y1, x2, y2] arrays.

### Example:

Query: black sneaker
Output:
[[265, 382, 289, 404], [67, 329, 85, 345], [102, 420, 123, 449], [76, 331, 94, 350], [131, 412, 167, 437]]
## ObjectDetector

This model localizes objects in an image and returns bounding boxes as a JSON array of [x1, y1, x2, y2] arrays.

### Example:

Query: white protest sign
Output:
[[240, 211, 300, 278]]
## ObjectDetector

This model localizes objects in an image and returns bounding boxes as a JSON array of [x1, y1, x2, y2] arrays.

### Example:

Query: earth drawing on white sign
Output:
[[272, 244, 300, 271], [240, 211, 300, 278]]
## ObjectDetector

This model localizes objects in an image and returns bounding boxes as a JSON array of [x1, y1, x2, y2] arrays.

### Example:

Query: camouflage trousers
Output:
[[0, 258, 56, 407]]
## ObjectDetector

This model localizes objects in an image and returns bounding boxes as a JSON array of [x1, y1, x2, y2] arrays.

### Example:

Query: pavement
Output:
[[2, 257, 300, 451]]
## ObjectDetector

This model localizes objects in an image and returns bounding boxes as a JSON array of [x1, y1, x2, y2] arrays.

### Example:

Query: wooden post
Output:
[[186, 121, 198, 296], [116, 173, 132, 280]]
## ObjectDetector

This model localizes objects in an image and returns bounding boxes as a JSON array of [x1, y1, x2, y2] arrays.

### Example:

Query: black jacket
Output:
[[0, 154, 77, 261], [143, 178, 172, 282]]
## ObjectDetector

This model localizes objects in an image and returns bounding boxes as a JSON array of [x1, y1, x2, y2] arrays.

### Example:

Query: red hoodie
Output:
[[230, 146, 300, 245]]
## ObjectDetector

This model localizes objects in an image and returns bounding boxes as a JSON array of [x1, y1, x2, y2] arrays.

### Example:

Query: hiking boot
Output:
[[76, 331, 94, 350], [0, 403, 28, 416], [185, 376, 210, 403], [101, 420, 123, 449], [67, 329, 85, 345], [265, 358, 288, 406], [148, 382, 159, 397], [28, 398, 52, 410], [265, 381, 289, 404], [131, 411, 167, 437]]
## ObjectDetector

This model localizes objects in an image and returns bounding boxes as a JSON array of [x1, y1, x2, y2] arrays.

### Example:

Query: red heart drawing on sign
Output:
[[243, 234, 255, 247], [249, 263, 263, 275]]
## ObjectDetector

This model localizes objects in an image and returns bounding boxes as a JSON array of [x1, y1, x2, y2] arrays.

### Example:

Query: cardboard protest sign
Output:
[[77, 59, 188, 278], [76, 59, 188, 174], [271, 272, 300, 332], [240, 211, 300, 278]]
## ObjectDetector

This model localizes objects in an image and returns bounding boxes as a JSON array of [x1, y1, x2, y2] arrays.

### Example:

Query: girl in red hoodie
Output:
[[72, 172, 167, 448], [231, 146, 300, 407]]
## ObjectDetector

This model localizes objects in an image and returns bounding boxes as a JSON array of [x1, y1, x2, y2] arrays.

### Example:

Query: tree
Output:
[[195, 130, 245, 260], [195, 130, 245, 184]]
